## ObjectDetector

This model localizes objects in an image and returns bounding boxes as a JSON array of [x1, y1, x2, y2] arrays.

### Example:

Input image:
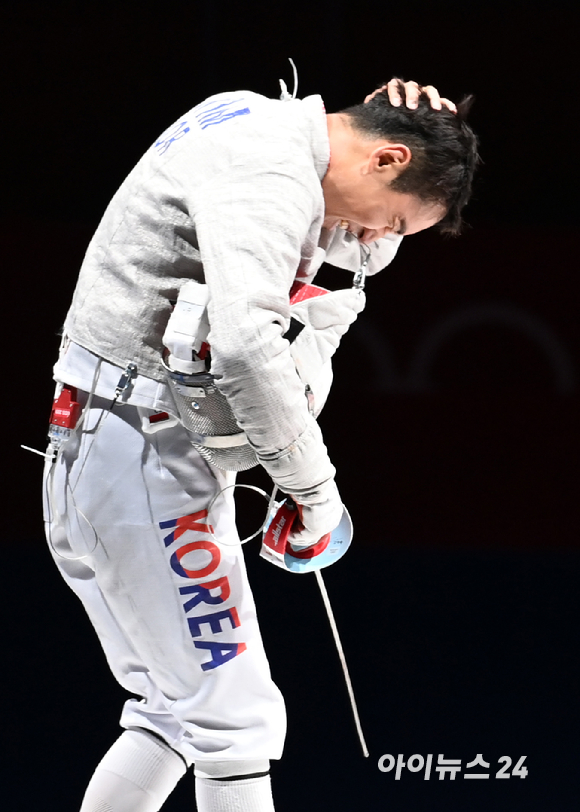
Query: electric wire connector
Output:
[[110, 362, 138, 410], [47, 385, 82, 459]]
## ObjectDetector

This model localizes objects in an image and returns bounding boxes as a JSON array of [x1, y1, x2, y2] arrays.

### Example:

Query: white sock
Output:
[[195, 774, 275, 812], [79, 729, 187, 812]]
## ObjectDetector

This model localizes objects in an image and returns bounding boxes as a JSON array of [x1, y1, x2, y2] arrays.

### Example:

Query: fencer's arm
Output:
[[192, 163, 345, 540], [192, 159, 328, 457]]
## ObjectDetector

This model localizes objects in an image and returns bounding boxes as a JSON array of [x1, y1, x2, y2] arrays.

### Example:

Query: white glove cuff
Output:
[[257, 419, 336, 500]]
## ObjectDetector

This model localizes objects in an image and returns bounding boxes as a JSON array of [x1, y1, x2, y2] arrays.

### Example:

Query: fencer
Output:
[[43, 77, 478, 812]]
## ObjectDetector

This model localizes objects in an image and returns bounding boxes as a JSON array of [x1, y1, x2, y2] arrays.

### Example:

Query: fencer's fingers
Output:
[[370, 78, 416, 105], [440, 96, 457, 114], [421, 84, 442, 110], [364, 84, 387, 103], [365, 80, 457, 114], [402, 80, 421, 109], [421, 86, 457, 114], [386, 77, 405, 107]]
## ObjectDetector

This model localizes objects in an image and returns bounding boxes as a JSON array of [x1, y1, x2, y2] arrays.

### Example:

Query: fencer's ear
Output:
[[373, 143, 412, 172]]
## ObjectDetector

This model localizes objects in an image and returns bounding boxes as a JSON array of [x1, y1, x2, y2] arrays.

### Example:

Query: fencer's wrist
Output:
[[289, 476, 340, 509], [257, 420, 335, 495]]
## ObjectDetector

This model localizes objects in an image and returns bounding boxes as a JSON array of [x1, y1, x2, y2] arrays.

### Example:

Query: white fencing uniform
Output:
[[44, 89, 401, 805], [45, 382, 286, 765]]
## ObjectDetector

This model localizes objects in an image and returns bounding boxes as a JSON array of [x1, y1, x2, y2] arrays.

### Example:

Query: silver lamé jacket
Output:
[[62, 90, 401, 486]]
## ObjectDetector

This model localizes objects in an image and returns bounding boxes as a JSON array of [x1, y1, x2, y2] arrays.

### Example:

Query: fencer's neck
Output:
[[322, 114, 360, 230]]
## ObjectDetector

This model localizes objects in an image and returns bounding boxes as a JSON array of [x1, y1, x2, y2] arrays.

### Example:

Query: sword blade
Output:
[[314, 569, 369, 757]]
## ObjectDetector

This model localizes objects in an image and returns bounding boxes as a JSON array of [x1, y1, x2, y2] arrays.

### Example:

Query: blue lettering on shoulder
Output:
[[194, 97, 251, 130], [155, 120, 191, 156]]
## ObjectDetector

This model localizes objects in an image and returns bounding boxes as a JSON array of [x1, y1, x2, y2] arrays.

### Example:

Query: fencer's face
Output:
[[323, 120, 445, 243], [327, 185, 444, 244]]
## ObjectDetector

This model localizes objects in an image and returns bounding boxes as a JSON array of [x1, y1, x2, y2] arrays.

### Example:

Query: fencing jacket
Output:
[[61, 91, 401, 481]]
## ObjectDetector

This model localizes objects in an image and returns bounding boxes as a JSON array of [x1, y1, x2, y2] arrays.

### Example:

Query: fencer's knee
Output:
[[130, 727, 190, 769], [194, 759, 270, 781]]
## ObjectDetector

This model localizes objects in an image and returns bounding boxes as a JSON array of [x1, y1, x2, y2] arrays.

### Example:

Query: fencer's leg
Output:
[[47, 397, 285, 801], [194, 777, 274, 812], [79, 729, 187, 812], [194, 761, 274, 812]]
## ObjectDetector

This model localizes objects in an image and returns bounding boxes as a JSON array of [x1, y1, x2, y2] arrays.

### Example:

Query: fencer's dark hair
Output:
[[341, 81, 479, 235]]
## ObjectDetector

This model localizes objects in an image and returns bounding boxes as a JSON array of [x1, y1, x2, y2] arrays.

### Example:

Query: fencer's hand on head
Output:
[[364, 78, 457, 114]]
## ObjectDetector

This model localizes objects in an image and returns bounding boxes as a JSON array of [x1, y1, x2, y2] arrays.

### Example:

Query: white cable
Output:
[[279, 58, 298, 101], [288, 57, 298, 98], [21, 445, 53, 459], [206, 483, 276, 546], [314, 569, 369, 757]]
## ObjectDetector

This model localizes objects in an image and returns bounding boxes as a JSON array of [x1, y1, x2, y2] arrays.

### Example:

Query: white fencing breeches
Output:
[[43, 393, 286, 767]]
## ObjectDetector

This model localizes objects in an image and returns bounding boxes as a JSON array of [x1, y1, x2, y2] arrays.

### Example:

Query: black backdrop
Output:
[[3, 1, 579, 810]]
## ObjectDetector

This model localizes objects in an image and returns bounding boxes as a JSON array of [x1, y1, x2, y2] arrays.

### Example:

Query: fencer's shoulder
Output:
[[187, 89, 267, 112], [183, 89, 318, 116], [184, 91, 328, 174]]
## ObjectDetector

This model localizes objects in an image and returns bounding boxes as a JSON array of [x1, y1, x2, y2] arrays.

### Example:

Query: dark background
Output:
[[3, 1, 579, 810]]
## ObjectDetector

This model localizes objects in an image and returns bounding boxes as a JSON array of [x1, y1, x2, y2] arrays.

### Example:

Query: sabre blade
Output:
[[314, 569, 369, 758]]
